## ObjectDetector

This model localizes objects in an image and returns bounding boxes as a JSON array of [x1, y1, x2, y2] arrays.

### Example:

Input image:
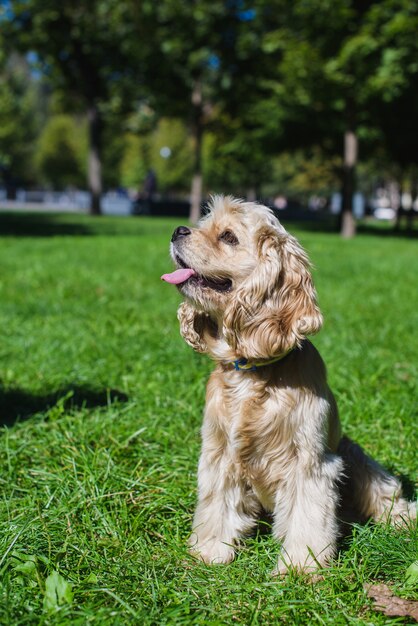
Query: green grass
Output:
[[0, 212, 416, 625]]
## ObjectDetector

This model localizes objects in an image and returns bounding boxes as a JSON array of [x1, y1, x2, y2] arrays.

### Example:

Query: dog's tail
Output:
[[337, 436, 416, 525]]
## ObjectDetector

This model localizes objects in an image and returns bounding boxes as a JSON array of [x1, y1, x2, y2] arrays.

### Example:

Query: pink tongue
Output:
[[161, 268, 196, 285]]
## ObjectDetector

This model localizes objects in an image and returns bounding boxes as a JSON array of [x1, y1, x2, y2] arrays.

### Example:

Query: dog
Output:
[[161, 195, 415, 573]]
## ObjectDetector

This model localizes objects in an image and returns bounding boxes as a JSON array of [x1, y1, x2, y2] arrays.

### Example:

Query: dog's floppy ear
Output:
[[177, 302, 213, 354], [223, 228, 322, 360]]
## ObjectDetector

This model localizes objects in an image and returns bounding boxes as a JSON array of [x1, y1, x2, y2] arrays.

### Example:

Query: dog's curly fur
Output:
[[168, 195, 415, 573]]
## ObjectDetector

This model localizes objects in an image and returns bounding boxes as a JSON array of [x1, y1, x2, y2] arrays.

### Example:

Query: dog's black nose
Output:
[[171, 226, 191, 242]]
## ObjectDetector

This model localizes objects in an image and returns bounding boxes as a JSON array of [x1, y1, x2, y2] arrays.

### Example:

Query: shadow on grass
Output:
[[0, 383, 129, 427], [272, 206, 418, 238], [387, 470, 417, 501], [2, 210, 417, 239], [0, 213, 95, 237], [0, 212, 170, 238], [283, 216, 418, 238], [357, 222, 418, 239]]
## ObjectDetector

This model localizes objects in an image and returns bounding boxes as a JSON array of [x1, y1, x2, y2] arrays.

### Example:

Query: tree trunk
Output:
[[340, 128, 357, 238], [388, 180, 400, 230], [189, 81, 203, 224], [87, 104, 103, 215], [190, 171, 203, 224], [4, 171, 16, 200], [409, 181, 416, 232], [395, 182, 404, 231]]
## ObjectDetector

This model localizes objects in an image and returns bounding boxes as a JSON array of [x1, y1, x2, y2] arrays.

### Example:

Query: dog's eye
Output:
[[219, 230, 239, 246]]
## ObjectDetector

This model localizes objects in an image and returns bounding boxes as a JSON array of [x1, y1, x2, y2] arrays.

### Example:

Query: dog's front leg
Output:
[[189, 442, 258, 565], [272, 453, 343, 574]]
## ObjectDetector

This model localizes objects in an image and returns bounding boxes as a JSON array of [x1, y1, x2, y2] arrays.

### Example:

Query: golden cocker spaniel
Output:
[[162, 196, 415, 573]]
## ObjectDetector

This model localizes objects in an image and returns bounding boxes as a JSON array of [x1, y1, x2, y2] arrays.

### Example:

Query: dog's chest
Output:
[[218, 373, 295, 499]]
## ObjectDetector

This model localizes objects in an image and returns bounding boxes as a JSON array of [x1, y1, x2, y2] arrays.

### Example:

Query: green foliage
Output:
[[120, 118, 193, 192], [101, 126, 127, 190], [2, 0, 156, 210], [150, 119, 193, 192], [2, 0, 418, 203], [3, 0, 141, 108], [203, 98, 283, 195], [0, 55, 42, 185], [119, 133, 151, 190], [35, 115, 87, 188], [405, 561, 418, 587], [268, 149, 342, 199], [43, 571, 73, 613], [0, 213, 416, 624]]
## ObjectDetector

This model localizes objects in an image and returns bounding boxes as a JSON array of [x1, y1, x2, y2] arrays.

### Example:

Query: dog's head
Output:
[[162, 196, 322, 360]]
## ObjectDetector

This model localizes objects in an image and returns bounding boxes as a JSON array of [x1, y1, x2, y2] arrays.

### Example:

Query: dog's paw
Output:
[[381, 499, 417, 527], [272, 550, 324, 578], [272, 562, 324, 582], [271, 563, 324, 582], [188, 538, 235, 565]]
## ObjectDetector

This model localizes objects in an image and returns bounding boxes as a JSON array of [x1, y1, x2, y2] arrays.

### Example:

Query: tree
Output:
[[120, 118, 193, 193], [127, 0, 281, 221], [35, 114, 87, 188], [262, 0, 418, 236], [203, 101, 281, 199], [126, 0, 226, 221], [0, 53, 42, 196], [356, 0, 418, 229], [3, 0, 148, 214], [257, 0, 370, 236]]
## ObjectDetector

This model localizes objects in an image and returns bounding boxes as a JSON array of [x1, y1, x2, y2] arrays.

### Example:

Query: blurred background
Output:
[[0, 0, 417, 236]]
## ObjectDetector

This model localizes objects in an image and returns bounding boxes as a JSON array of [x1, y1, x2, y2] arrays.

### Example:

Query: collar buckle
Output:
[[232, 349, 294, 372]]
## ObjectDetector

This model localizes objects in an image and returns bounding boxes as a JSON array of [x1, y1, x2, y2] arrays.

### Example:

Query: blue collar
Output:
[[232, 349, 293, 372]]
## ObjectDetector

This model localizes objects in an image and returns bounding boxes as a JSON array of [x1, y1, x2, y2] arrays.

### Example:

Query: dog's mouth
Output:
[[161, 255, 232, 292]]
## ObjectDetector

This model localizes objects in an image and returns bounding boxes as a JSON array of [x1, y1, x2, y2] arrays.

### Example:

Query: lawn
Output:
[[0, 212, 416, 625]]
